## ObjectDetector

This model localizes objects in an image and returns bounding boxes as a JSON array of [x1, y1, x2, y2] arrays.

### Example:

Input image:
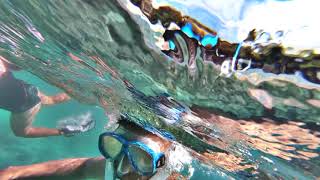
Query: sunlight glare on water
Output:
[[0, 0, 319, 179]]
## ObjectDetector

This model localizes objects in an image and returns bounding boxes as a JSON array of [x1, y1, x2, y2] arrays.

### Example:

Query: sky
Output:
[[154, 0, 320, 52]]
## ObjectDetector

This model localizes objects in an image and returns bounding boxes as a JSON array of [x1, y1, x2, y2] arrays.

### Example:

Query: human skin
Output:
[[1, 56, 71, 137], [0, 123, 173, 180], [0, 157, 105, 180], [0, 157, 185, 180], [0, 115, 262, 180], [9, 92, 71, 138]]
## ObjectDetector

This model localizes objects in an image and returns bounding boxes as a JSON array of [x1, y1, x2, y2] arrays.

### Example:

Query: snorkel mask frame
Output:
[[98, 131, 166, 176]]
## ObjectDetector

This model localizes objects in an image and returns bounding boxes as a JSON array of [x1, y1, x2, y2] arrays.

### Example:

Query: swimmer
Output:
[[0, 56, 89, 137], [0, 116, 254, 180], [0, 119, 185, 180]]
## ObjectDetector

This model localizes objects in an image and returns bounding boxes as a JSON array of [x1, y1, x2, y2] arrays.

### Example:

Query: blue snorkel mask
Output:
[[98, 131, 166, 177]]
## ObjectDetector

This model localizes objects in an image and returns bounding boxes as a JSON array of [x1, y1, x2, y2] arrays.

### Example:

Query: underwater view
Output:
[[0, 0, 319, 179]]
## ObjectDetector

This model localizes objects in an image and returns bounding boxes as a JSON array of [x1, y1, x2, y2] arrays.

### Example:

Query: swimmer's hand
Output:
[[57, 112, 95, 137]]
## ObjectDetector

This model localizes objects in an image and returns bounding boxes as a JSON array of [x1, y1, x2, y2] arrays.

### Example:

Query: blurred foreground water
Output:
[[0, 0, 319, 179]]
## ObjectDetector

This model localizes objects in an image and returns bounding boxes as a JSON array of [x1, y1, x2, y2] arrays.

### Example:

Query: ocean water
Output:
[[0, 71, 106, 168], [0, 0, 320, 179], [0, 72, 236, 179]]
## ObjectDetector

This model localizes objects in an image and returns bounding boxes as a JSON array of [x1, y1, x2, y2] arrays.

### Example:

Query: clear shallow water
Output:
[[0, 71, 106, 168], [0, 0, 319, 179]]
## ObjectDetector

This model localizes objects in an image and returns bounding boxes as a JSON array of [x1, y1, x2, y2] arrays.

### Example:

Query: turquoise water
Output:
[[0, 0, 319, 179], [0, 71, 106, 168], [0, 72, 235, 179]]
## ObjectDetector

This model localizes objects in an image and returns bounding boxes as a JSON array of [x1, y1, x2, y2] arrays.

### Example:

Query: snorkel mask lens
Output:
[[128, 142, 166, 175], [128, 144, 154, 174], [100, 135, 123, 159]]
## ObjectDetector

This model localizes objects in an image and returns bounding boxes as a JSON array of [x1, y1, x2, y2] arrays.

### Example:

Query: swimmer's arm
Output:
[[0, 57, 21, 71], [0, 157, 106, 179], [38, 92, 71, 105]]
